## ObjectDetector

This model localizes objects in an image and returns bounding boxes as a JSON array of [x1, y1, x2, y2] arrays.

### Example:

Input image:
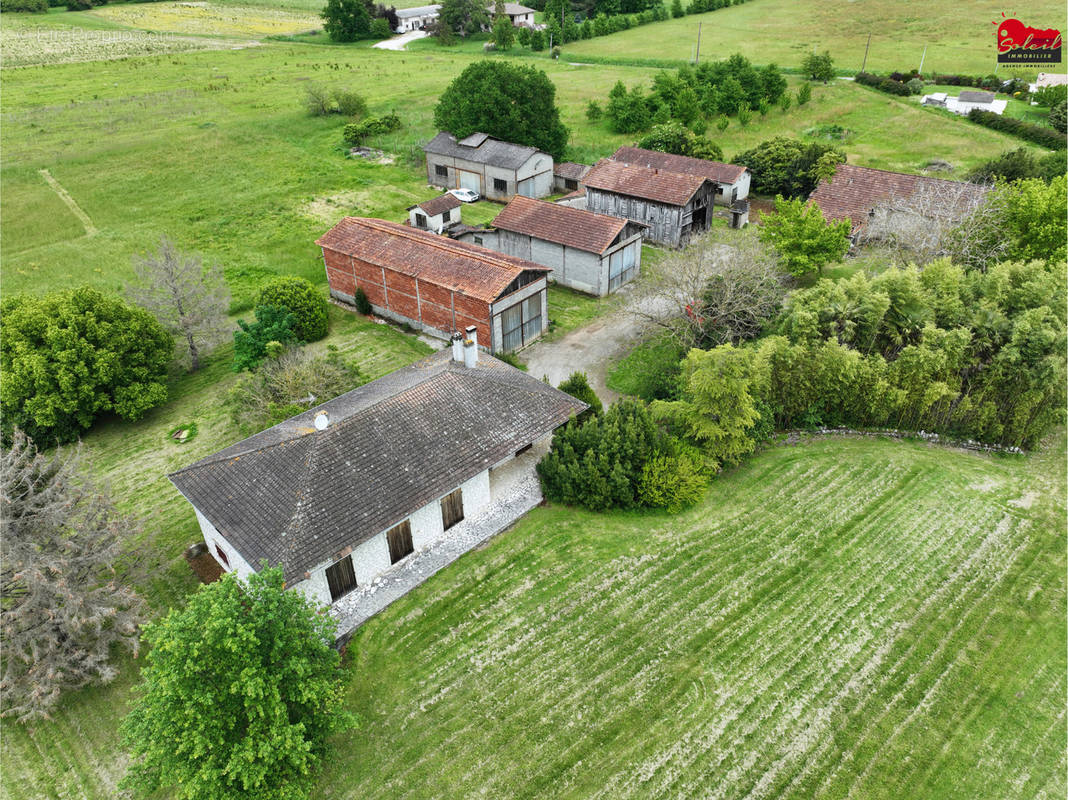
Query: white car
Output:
[[449, 188, 480, 203]]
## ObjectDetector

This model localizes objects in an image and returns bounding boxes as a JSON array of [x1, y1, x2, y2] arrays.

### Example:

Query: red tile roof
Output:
[[582, 159, 709, 206], [808, 164, 990, 233], [610, 146, 747, 185], [316, 218, 549, 303], [411, 193, 461, 217], [492, 196, 632, 255]]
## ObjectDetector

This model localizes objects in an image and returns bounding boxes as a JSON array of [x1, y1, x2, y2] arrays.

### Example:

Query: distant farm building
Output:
[[455, 196, 646, 296], [408, 193, 462, 234], [487, 2, 535, 25], [318, 217, 550, 353], [553, 162, 591, 194], [424, 132, 554, 201], [609, 146, 751, 207], [921, 90, 1008, 116], [394, 4, 439, 31], [582, 158, 715, 248]]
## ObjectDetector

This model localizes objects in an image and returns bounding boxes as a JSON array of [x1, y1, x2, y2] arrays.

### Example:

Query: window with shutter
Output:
[[325, 555, 357, 602], [387, 520, 414, 564], [440, 488, 464, 530]]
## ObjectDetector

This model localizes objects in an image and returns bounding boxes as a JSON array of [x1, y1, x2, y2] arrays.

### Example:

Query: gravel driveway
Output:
[[372, 30, 428, 50]]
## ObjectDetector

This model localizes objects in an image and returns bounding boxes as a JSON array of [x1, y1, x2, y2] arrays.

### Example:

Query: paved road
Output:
[[372, 30, 428, 50]]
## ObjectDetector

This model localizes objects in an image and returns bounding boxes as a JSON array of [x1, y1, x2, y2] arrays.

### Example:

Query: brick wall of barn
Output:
[[322, 246, 493, 348]]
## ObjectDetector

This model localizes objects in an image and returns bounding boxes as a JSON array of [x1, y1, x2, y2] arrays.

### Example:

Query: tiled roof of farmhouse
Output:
[[807, 164, 990, 233], [553, 161, 590, 180], [169, 350, 587, 583], [316, 217, 549, 303], [423, 131, 545, 170], [491, 196, 631, 255], [582, 158, 709, 206], [411, 192, 461, 217], [610, 146, 747, 185], [490, 2, 535, 14]]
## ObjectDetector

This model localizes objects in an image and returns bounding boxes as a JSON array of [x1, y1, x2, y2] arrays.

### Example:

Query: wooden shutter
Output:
[[387, 520, 414, 564], [325, 555, 357, 602], [440, 488, 464, 530]]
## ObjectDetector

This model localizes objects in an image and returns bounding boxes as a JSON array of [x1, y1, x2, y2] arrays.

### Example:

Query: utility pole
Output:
[[695, 21, 702, 64], [918, 45, 927, 77], [860, 32, 871, 73]]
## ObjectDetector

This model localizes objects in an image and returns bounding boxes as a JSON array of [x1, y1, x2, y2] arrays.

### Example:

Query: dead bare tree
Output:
[[859, 180, 1008, 270], [629, 228, 790, 349], [127, 237, 230, 371], [1, 431, 142, 723]]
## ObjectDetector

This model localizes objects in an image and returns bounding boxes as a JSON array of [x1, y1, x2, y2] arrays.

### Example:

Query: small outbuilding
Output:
[[424, 131, 554, 201], [553, 162, 591, 194], [408, 193, 462, 233], [455, 196, 646, 296], [394, 4, 439, 31], [582, 158, 715, 248], [609, 146, 751, 207], [169, 345, 586, 637], [318, 217, 551, 352], [486, 2, 535, 25]]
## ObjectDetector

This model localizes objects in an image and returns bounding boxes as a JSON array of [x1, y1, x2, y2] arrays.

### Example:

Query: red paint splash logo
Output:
[[993, 12, 1062, 62]]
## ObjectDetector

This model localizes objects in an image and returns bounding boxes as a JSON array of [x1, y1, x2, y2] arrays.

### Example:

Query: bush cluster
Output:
[[343, 112, 402, 146], [1, 0, 48, 12], [967, 147, 1067, 183], [967, 109, 1066, 150], [732, 136, 845, 198], [258, 276, 329, 342], [854, 71, 912, 96]]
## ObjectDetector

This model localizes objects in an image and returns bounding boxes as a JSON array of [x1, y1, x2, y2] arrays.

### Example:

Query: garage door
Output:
[[458, 170, 481, 193], [517, 177, 535, 197]]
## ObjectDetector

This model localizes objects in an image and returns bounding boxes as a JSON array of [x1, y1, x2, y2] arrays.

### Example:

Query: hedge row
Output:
[[968, 109, 1067, 150], [854, 71, 911, 96]]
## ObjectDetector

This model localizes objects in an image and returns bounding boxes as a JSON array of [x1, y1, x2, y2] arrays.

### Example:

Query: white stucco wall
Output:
[[195, 508, 256, 580]]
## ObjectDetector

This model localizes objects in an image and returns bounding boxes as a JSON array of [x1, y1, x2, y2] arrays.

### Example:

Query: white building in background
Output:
[[394, 4, 439, 32], [921, 90, 1008, 116]]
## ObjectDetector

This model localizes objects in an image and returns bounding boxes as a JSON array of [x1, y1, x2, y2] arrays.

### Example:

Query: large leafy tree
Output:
[[490, 0, 514, 49], [759, 196, 851, 278], [801, 50, 835, 82], [733, 136, 846, 197], [0, 287, 173, 445], [127, 236, 231, 372], [0, 430, 142, 723], [321, 0, 371, 42], [437, 0, 488, 36], [122, 567, 355, 800], [433, 61, 570, 159]]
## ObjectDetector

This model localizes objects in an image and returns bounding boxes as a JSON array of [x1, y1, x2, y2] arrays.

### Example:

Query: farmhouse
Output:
[[456, 196, 645, 296], [169, 344, 586, 634], [808, 163, 990, 239], [408, 193, 462, 233], [318, 217, 551, 353], [582, 158, 715, 247], [609, 146, 751, 207], [921, 90, 1008, 116], [424, 131, 554, 201], [553, 162, 590, 194], [394, 4, 439, 31], [486, 1, 535, 25]]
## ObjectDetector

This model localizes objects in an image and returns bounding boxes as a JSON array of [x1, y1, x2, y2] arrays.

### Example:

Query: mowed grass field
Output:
[[4, 433, 1064, 798], [562, 0, 1068, 74]]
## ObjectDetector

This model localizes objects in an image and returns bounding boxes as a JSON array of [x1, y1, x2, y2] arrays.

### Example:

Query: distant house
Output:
[[921, 90, 1008, 116], [487, 2, 535, 26], [808, 163, 990, 240], [424, 131, 554, 201], [1031, 72, 1068, 93], [318, 217, 551, 352], [582, 158, 715, 248], [169, 345, 586, 636], [408, 193, 462, 233], [394, 4, 439, 31], [553, 162, 590, 194], [455, 196, 646, 296], [609, 146, 751, 207]]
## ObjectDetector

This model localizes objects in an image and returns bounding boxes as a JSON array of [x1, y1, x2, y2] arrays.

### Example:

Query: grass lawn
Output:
[[5, 432, 1063, 799], [560, 0, 1067, 75]]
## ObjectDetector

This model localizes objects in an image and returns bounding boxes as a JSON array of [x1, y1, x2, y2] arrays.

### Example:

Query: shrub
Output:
[[1050, 100, 1067, 135], [557, 372, 602, 421], [1, 0, 47, 11], [233, 305, 299, 372], [906, 77, 924, 95], [638, 451, 706, 511], [529, 28, 545, 50], [968, 147, 1067, 183], [370, 16, 392, 37], [606, 80, 651, 133], [1033, 84, 1068, 108], [1, 288, 172, 445], [306, 86, 367, 117], [353, 285, 372, 314], [585, 99, 603, 121], [516, 24, 531, 45], [801, 50, 834, 82], [796, 83, 811, 105], [258, 277, 329, 342], [737, 104, 752, 126], [343, 112, 402, 145], [967, 108, 1067, 150]]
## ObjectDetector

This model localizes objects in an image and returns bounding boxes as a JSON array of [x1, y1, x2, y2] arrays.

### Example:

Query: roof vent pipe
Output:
[[314, 412, 330, 431], [451, 331, 464, 363], [463, 325, 478, 368]]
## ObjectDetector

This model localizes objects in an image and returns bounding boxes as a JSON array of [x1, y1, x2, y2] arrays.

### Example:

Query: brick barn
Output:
[[317, 217, 551, 353]]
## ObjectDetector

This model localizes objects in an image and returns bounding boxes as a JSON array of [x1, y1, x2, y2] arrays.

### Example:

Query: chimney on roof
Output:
[[451, 331, 464, 363], [463, 325, 478, 368]]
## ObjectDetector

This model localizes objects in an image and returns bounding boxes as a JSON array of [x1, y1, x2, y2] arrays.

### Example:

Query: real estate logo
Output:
[[993, 12, 1062, 63]]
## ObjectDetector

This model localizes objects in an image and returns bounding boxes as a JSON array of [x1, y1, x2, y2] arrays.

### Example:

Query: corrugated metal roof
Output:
[[170, 350, 587, 582], [316, 217, 549, 303], [582, 158, 709, 206], [423, 131, 546, 171], [492, 196, 631, 254]]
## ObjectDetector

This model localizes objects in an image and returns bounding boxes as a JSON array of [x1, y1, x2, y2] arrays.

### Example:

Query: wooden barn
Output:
[[582, 158, 715, 248], [317, 217, 551, 353], [609, 146, 750, 207]]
